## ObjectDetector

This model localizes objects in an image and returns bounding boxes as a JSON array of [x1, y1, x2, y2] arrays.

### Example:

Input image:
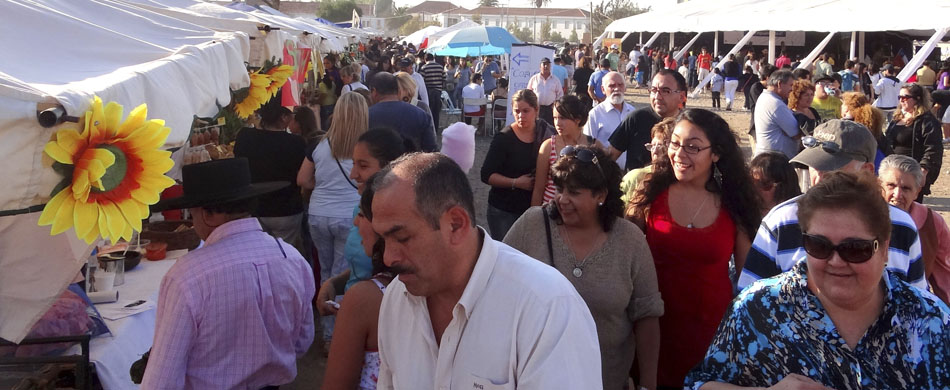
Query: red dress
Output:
[[645, 189, 736, 387]]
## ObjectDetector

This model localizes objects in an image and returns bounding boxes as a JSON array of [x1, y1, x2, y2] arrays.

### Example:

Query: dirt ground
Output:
[[286, 82, 950, 389]]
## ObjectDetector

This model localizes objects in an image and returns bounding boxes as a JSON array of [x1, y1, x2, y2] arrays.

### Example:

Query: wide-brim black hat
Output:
[[151, 158, 288, 212]]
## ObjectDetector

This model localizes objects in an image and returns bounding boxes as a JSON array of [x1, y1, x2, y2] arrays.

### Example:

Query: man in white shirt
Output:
[[585, 71, 634, 168], [527, 57, 564, 126], [753, 70, 799, 158], [874, 63, 901, 121], [372, 153, 603, 390], [629, 45, 642, 86]]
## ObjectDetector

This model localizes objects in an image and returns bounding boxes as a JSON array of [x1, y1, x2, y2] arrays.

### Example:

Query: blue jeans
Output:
[[487, 205, 522, 240]]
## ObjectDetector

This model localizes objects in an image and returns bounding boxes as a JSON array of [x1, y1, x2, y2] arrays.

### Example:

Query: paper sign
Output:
[[506, 44, 556, 126]]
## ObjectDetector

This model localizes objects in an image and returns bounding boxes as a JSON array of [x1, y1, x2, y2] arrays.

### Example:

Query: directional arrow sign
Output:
[[511, 52, 528, 66]]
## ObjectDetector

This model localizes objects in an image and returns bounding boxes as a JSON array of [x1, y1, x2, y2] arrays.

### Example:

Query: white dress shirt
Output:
[[585, 100, 635, 168], [526, 73, 564, 106], [376, 229, 603, 390], [411, 71, 429, 101]]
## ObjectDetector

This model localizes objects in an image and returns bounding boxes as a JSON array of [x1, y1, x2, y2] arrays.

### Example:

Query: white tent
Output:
[[401, 25, 443, 47], [0, 0, 249, 343]]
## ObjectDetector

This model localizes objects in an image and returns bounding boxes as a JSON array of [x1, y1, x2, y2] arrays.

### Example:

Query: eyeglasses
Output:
[[560, 145, 605, 178], [802, 233, 879, 263], [801, 136, 842, 154], [644, 142, 668, 153], [649, 87, 681, 96], [668, 140, 711, 154], [898, 95, 916, 101]]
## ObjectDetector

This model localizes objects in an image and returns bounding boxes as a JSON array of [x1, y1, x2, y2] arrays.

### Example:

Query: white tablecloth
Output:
[[69, 250, 185, 390]]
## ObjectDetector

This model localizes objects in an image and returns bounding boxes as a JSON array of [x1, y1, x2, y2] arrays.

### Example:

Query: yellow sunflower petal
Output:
[[97, 205, 109, 239], [86, 97, 105, 140], [138, 174, 176, 194], [136, 201, 151, 219], [39, 189, 71, 227], [103, 101, 123, 138], [51, 194, 76, 235], [82, 223, 100, 244], [141, 157, 175, 174], [116, 198, 143, 232], [100, 200, 126, 240], [73, 200, 99, 239], [72, 174, 90, 202], [56, 129, 86, 156], [117, 104, 147, 138], [85, 159, 108, 190], [44, 141, 78, 164], [130, 187, 160, 205], [126, 121, 168, 151]]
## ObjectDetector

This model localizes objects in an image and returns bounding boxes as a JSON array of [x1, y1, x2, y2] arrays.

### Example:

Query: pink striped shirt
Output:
[[141, 218, 315, 390]]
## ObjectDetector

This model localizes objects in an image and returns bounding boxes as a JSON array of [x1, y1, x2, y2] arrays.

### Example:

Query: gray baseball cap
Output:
[[790, 119, 877, 172]]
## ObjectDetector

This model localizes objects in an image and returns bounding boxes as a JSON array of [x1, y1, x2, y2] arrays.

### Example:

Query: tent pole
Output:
[[897, 27, 950, 82], [691, 30, 757, 97], [797, 32, 835, 69], [642, 32, 661, 49], [674, 33, 702, 62], [768, 31, 776, 65], [714, 31, 719, 58], [858, 32, 866, 62], [620, 32, 632, 48], [639, 32, 643, 45], [849, 31, 857, 60], [669, 32, 675, 51]]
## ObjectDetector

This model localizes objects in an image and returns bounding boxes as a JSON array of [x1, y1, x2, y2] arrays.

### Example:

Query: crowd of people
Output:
[[138, 35, 950, 390]]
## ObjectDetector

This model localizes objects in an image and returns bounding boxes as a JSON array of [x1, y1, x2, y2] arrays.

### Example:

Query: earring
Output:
[[598, 202, 604, 206], [713, 162, 722, 188]]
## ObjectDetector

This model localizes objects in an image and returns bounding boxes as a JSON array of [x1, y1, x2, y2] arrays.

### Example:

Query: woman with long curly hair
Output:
[[505, 145, 662, 390], [841, 91, 891, 169], [787, 79, 820, 137], [627, 108, 762, 389], [885, 83, 943, 200]]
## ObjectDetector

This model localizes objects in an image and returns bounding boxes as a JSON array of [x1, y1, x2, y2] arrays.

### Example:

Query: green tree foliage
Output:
[[318, 0, 362, 23], [471, 13, 482, 24], [592, 0, 648, 39], [569, 30, 579, 43], [479, 0, 499, 7], [540, 19, 553, 42], [375, 0, 394, 17], [506, 21, 533, 42], [398, 16, 441, 36]]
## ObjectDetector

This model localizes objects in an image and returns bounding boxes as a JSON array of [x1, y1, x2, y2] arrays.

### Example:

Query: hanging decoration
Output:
[[230, 58, 295, 119], [39, 96, 176, 244]]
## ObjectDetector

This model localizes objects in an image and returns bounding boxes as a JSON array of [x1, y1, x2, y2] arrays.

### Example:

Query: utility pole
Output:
[[589, 2, 593, 45]]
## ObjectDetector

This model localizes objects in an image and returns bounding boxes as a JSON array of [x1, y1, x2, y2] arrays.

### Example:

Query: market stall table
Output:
[[67, 250, 186, 390]]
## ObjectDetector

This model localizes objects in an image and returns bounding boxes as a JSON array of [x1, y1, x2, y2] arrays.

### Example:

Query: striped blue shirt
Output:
[[740, 195, 927, 291]]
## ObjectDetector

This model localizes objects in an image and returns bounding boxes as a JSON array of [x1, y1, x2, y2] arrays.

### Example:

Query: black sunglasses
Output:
[[560, 145, 605, 177], [801, 136, 841, 154], [802, 233, 880, 263]]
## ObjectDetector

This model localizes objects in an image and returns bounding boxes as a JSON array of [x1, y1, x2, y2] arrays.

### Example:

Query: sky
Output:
[[392, 0, 673, 13]]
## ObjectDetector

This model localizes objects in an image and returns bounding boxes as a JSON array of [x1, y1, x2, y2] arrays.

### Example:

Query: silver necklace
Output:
[[560, 226, 597, 278], [686, 194, 711, 229]]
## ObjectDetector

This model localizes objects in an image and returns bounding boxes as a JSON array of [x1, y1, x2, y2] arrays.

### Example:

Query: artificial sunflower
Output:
[[39, 96, 176, 244], [264, 64, 294, 98], [233, 71, 272, 119]]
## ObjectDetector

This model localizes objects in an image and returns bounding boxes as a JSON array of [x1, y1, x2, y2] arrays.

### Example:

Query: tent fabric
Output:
[[428, 26, 522, 56], [0, 0, 250, 343], [426, 19, 479, 44], [606, 0, 950, 34], [401, 25, 443, 47]]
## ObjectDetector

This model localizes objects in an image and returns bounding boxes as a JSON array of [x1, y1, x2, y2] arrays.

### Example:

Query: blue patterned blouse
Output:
[[686, 261, 950, 389]]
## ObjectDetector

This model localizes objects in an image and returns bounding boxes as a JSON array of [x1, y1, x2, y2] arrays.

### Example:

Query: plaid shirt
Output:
[[141, 218, 315, 390]]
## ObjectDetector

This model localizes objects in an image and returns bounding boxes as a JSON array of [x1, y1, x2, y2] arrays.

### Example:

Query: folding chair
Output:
[[462, 96, 488, 134], [488, 97, 508, 137], [440, 90, 461, 127]]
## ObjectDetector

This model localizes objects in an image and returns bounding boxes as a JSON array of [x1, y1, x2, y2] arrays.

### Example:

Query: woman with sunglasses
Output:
[[531, 95, 602, 206], [627, 108, 762, 389], [687, 171, 950, 389], [480, 89, 556, 239], [505, 145, 663, 390], [884, 83, 943, 201]]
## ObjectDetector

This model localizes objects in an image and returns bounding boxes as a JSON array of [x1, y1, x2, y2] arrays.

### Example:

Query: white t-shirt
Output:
[[308, 140, 360, 219], [461, 83, 485, 113], [342, 82, 368, 93]]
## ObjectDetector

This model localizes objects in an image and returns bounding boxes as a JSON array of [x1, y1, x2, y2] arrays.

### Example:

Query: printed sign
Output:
[[506, 44, 556, 126]]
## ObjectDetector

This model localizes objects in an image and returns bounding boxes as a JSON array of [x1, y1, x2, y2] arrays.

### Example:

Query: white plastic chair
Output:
[[441, 90, 461, 127], [488, 97, 508, 137], [462, 96, 489, 133]]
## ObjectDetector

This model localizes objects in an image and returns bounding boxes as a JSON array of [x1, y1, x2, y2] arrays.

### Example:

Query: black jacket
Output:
[[885, 111, 943, 194]]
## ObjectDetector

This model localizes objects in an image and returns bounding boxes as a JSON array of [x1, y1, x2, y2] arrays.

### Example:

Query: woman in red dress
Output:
[[627, 108, 762, 389]]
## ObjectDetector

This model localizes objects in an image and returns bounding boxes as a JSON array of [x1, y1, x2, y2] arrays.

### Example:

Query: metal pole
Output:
[[858, 31, 866, 62], [849, 31, 857, 60], [639, 31, 643, 45], [669, 32, 674, 51], [589, 2, 594, 46], [768, 30, 776, 64], [714, 31, 719, 58]]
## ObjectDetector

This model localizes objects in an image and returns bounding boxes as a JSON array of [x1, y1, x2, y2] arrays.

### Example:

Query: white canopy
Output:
[[0, 0, 250, 343], [606, 0, 950, 34], [401, 25, 443, 47], [427, 19, 479, 44]]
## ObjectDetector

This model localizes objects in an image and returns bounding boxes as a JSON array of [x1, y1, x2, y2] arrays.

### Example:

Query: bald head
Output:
[[602, 71, 627, 105]]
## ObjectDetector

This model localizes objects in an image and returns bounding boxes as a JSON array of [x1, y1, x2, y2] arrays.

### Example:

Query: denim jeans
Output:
[[487, 205, 522, 240]]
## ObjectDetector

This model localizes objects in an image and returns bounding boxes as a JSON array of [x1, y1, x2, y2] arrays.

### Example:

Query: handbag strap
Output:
[[542, 206, 554, 265], [327, 141, 358, 190]]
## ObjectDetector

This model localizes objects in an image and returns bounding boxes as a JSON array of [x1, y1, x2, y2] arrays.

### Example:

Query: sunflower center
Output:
[[91, 144, 128, 193]]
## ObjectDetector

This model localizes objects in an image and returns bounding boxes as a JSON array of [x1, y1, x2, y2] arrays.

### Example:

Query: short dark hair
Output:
[[798, 171, 891, 241], [358, 127, 412, 168], [374, 153, 476, 229], [656, 68, 687, 92], [600, 58, 611, 69], [750, 151, 801, 205], [472, 73, 483, 83], [201, 197, 258, 215], [554, 95, 589, 127], [425, 53, 434, 61], [792, 68, 811, 80], [550, 145, 623, 232], [258, 94, 291, 126], [759, 64, 777, 80], [369, 72, 399, 95]]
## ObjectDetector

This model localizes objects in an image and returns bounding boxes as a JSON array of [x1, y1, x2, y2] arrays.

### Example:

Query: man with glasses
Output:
[[585, 71, 635, 168], [739, 120, 927, 291], [754, 70, 799, 158], [606, 69, 687, 171]]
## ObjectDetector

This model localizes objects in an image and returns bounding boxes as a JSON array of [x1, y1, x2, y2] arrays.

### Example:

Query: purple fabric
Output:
[[141, 218, 315, 389]]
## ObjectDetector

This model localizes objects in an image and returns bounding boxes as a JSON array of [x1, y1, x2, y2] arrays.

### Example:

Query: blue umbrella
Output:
[[430, 26, 522, 57]]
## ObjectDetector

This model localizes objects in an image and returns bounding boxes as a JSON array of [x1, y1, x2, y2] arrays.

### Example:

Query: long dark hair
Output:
[[357, 127, 415, 167], [360, 172, 393, 275], [630, 109, 762, 238], [548, 145, 623, 232]]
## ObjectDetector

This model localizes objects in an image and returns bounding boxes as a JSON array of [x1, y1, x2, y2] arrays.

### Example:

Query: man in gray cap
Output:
[[739, 119, 927, 291]]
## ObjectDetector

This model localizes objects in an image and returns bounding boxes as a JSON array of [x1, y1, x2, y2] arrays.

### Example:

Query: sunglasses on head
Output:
[[560, 145, 605, 177], [802, 233, 880, 263], [801, 136, 842, 154]]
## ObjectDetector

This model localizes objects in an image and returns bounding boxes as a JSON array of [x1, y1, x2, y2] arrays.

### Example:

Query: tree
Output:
[[507, 21, 533, 42], [375, 0, 394, 17], [591, 0, 648, 40], [569, 30, 579, 43], [398, 16, 441, 36], [479, 0, 498, 7], [318, 0, 362, 23], [550, 31, 566, 43], [540, 19, 553, 42], [471, 13, 482, 24], [385, 6, 411, 31]]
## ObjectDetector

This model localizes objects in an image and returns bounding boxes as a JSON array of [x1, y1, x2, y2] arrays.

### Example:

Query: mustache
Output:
[[389, 264, 415, 275]]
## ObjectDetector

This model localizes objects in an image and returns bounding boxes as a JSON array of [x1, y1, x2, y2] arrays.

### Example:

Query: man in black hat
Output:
[[143, 158, 314, 390]]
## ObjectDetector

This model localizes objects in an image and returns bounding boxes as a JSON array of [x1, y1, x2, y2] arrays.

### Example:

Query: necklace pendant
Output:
[[687, 223, 694, 229], [572, 267, 583, 278]]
